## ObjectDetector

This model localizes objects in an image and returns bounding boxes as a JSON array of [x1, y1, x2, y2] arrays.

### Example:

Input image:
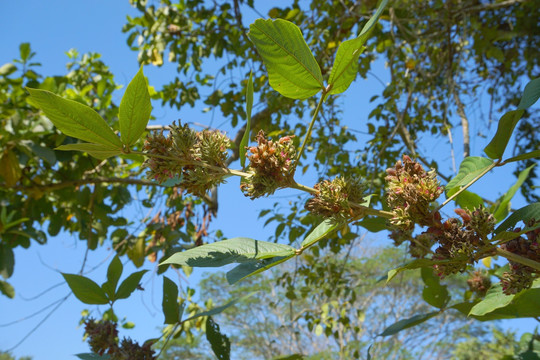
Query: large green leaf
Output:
[[484, 77, 540, 159], [119, 66, 151, 147], [206, 317, 231, 360], [62, 273, 109, 305], [239, 71, 254, 169], [493, 221, 540, 242], [26, 88, 122, 148], [101, 255, 123, 300], [386, 259, 437, 283], [492, 164, 536, 223], [55, 143, 122, 159], [75, 354, 111, 360], [421, 267, 449, 309], [226, 255, 293, 285], [484, 110, 524, 159], [454, 190, 484, 210], [495, 203, 540, 235], [445, 157, 494, 195], [248, 19, 324, 99], [161, 238, 296, 268], [469, 283, 515, 317], [379, 311, 439, 336], [115, 270, 148, 300], [162, 276, 181, 324], [301, 219, 340, 248], [327, 0, 388, 95]]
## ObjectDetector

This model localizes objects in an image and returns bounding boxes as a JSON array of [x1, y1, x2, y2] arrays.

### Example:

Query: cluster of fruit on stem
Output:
[[142, 124, 540, 295]]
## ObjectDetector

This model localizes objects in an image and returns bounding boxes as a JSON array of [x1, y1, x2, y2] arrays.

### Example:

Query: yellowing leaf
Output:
[[482, 257, 492, 268], [0, 150, 22, 187], [151, 49, 163, 66]]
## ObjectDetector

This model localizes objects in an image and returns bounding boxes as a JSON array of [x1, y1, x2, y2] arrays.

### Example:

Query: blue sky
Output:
[[1, 1, 538, 359]]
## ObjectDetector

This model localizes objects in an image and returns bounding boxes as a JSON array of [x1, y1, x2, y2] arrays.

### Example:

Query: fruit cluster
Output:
[[241, 131, 296, 199]]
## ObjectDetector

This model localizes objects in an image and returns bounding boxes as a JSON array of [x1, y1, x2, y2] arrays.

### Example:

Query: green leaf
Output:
[[421, 267, 449, 309], [454, 190, 484, 210], [102, 255, 123, 301], [162, 276, 180, 324], [161, 238, 296, 268], [492, 164, 536, 222], [495, 203, 540, 235], [469, 283, 515, 317], [504, 150, 540, 163], [119, 66, 152, 147], [301, 219, 340, 248], [248, 19, 324, 99], [484, 110, 524, 159], [493, 221, 540, 242], [470, 286, 540, 320], [518, 77, 540, 110], [62, 273, 109, 305], [115, 270, 148, 300], [55, 143, 122, 160], [183, 293, 255, 322], [206, 317, 231, 360], [26, 88, 122, 148], [386, 259, 437, 283], [240, 71, 254, 169], [0, 63, 17, 76], [226, 255, 294, 284], [357, 216, 387, 232], [445, 157, 494, 195], [327, 0, 388, 95], [379, 311, 439, 336], [0, 244, 14, 279], [19, 43, 31, 61], [0, 280, 15, 298], [75, 353, 111, 360]]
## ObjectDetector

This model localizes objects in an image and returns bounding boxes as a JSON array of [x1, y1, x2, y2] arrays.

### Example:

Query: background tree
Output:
[[1, 0, 539, 358]]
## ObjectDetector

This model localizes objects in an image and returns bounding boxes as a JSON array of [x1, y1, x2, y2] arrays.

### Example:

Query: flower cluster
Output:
[[240, 131, 296, 199], [500, 220, 540, 294], [143, 122, 231, 196], [385, 155, 443, 230], [467, 270, 492, 296], [304, 176, 367, 222], [85, 319, 156, 359]]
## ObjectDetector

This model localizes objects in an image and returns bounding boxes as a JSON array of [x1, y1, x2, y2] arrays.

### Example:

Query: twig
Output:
[[496, 248, 540, 272]]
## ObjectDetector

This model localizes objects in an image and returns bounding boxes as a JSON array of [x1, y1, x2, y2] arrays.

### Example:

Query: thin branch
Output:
[[496, 248, 540, 272]]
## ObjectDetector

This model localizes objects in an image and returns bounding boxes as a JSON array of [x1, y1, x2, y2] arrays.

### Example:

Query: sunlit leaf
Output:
[[161, 238, 296, 268], [119, 66, 152, 147], [469, 283, 515, 317], [495, 203, 540, 235], [248, 19, 324, 99], [327, 0, 388, 95], [301, 219, 340, 248], [0, 280, 15, 298], [445, 157, 494, 196], [492, 164, 536, 222], [26, 88, 122, 148], [55, 143, 122, 160]]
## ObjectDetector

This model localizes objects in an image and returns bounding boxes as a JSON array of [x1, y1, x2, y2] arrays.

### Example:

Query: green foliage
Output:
[[62, 273, 109, 305], [446, 157, 494, 196], [26, 88, 122, 149], [161, 237, 296, 268], [162, 276, 181, 324], [248, 19, 324, 99], [379, 312, 439, 337], [118, 66, 151, 147], [327, 0, 388, 95]]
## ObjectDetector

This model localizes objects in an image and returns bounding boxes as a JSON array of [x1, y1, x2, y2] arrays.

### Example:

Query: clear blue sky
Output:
[[0, 1, 537, 359]]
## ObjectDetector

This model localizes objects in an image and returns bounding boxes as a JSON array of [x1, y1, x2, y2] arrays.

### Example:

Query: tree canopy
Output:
[[1, 0, 539, 358]]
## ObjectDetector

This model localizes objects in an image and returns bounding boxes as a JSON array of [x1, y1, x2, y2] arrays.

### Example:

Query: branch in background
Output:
[[451, 82, 470, 158], [11, 177, 166, 192]]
